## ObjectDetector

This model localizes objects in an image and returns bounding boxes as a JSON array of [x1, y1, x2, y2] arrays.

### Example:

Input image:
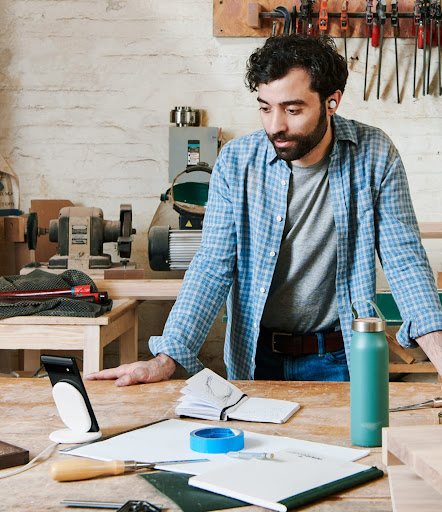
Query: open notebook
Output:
[[175, 368, 300, 423]]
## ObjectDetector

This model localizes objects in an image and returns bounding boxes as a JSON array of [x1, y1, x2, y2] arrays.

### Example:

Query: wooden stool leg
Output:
[[83, 325, 102, 376], [119, 308, 138, 365], [24, 350, 41, 373]]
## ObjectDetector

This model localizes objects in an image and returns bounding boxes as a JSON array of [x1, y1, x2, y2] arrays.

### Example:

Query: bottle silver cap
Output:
[[352, 317, 386, 332]]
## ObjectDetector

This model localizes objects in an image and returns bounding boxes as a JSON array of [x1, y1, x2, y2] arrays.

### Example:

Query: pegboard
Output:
[[213, 0, 419, 38]]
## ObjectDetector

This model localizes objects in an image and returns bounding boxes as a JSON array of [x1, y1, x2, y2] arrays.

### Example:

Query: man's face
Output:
[[257, 68, 329, 164]]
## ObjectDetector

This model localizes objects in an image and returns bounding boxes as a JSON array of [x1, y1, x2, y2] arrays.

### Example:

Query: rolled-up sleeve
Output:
[[375, 146, 442, 347]]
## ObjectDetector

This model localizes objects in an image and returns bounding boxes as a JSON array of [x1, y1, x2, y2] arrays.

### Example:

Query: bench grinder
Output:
[[48, 204, 135, 270]]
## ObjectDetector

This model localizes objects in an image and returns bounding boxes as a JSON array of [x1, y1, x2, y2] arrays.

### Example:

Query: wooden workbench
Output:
[[0, 379, 441, 511]]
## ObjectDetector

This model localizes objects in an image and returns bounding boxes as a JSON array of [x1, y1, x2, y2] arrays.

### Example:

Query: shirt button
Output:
[[270, 251, 276, 257], [260, 287, 266, 294], [276, 215, 283, 222], [253, 322, 258, 328], [281, 180, 287, 186]]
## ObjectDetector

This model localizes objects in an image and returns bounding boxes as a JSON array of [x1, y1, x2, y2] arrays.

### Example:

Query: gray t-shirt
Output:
[[261, 155, 340, 334]]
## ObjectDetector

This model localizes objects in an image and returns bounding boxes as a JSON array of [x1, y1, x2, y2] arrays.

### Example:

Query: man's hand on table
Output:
[[84, 353, 177, 386]]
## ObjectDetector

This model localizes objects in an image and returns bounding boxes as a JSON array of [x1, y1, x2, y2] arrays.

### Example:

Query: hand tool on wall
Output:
[[50, 458, 208, 481], [376, 0, 387, 99], [291, 5, 297, 34], [391, 0, 401, 102], [307, 0, 315, 35], [421, 0, 429, 95], [364, 0, 374, 100], [427, 0, 436, 93], [319, 0, 329, 37], [299, 0, 309, 34], [413, 0, 422, 97], [341, 0, 349, 60], [437, 0, 442, 94], [274, 6, 292, 35], [371, 1, 380, 48]]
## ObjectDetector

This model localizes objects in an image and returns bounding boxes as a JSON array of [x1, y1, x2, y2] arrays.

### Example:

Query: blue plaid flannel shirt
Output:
[[149, 115, 442, 379]]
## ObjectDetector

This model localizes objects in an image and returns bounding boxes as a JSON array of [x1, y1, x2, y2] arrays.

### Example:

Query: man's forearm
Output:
[[416, 331, 442, 378]]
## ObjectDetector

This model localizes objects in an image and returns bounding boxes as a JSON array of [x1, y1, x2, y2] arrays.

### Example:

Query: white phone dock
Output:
[[49, 382, 102, 443]]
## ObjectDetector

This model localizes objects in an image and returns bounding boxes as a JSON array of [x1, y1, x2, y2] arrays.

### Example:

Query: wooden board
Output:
[[388, 465, 442, 512], [382, 425, 442, 495], [214, 0, 417, 38], [93, 278, 183, 300], [419, 222, 442, 239], [0, 440, 29, 470]]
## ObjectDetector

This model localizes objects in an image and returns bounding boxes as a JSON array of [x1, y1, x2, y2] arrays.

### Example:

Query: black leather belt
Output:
[[258, 328, 344, 356]]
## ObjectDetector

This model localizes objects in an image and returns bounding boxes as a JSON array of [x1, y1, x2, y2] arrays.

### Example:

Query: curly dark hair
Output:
[[245, 35, 348, 102]]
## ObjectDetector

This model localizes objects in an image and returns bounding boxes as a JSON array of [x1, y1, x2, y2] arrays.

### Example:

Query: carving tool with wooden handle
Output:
[[389, 396, 442, 412], [50, 458, 208, 482]]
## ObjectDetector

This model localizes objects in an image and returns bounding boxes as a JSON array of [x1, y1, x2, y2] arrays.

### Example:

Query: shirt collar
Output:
[[331, 114, 358, 145]]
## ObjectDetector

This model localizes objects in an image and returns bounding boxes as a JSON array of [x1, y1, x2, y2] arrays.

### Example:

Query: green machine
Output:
[[148, 164, 210, 271]]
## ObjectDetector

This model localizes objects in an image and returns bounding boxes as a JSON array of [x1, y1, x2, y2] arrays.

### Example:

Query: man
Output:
[[86, 35, 442, 386]]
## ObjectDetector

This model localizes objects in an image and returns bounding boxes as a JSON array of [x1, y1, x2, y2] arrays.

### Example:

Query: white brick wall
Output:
[[0, 1, 441, 284]]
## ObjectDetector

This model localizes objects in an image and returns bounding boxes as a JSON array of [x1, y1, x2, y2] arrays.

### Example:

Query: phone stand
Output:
[[49, 382, 102, 444]]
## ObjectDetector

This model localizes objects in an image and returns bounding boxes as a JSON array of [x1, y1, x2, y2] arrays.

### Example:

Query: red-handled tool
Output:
[[364, 0, 374, 100], [437, 0, 441, 95], [391, 0, 400, 102], [371, 18, 380, 47], [413, 0, 422, 97], [0, 285, 92, 298], [427, 0, 436, 93], [376, 0, 387, 99]]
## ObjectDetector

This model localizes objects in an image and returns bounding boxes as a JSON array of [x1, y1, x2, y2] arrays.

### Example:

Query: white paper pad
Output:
[[62, 419, 370, 475]]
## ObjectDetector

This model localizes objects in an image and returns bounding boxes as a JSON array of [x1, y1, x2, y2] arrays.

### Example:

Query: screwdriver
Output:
[[50, 458, 208, 482]]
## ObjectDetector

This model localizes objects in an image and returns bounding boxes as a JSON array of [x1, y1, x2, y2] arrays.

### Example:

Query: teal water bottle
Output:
[[350, 300, 389, 447]]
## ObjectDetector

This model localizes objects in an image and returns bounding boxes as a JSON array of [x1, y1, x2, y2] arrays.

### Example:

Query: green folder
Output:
[[280, 466, 384, 510], [140, 472, 248, 512], [141, 466, 383, 512]]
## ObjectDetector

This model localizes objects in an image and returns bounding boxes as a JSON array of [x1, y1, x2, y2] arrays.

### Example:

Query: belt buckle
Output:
[[271, 332, 302, 354]]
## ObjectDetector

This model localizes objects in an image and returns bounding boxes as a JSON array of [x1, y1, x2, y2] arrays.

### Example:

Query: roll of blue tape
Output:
[[190, 427, 245, 454]]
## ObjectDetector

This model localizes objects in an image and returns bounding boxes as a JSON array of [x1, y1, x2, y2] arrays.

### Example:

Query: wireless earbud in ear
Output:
[[328, 99, 337, 109]]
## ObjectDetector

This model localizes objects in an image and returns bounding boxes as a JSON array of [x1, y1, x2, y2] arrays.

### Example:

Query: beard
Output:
[[268, 103, 328, 162]]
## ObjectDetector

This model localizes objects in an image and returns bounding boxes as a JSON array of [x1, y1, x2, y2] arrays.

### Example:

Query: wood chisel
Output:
[[50, 457, 208, 482]]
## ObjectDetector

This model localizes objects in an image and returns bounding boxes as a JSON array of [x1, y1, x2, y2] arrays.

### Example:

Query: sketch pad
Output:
[[189, 450, 384, 511], [175, 368, 300, 423]]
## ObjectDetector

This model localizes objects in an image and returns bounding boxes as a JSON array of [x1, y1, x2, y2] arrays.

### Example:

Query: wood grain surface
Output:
[[0, 379, 441, 511]]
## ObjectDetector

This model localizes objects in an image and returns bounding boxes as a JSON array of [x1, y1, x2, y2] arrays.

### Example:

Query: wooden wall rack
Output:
[[214, 1, 428, 38]]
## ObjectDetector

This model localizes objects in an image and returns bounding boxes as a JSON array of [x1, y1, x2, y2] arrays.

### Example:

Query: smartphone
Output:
[[41, 354, 100, 433]]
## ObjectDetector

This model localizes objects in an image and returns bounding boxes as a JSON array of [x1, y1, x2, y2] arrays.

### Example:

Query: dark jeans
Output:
[[254, 332, 350, 381]]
